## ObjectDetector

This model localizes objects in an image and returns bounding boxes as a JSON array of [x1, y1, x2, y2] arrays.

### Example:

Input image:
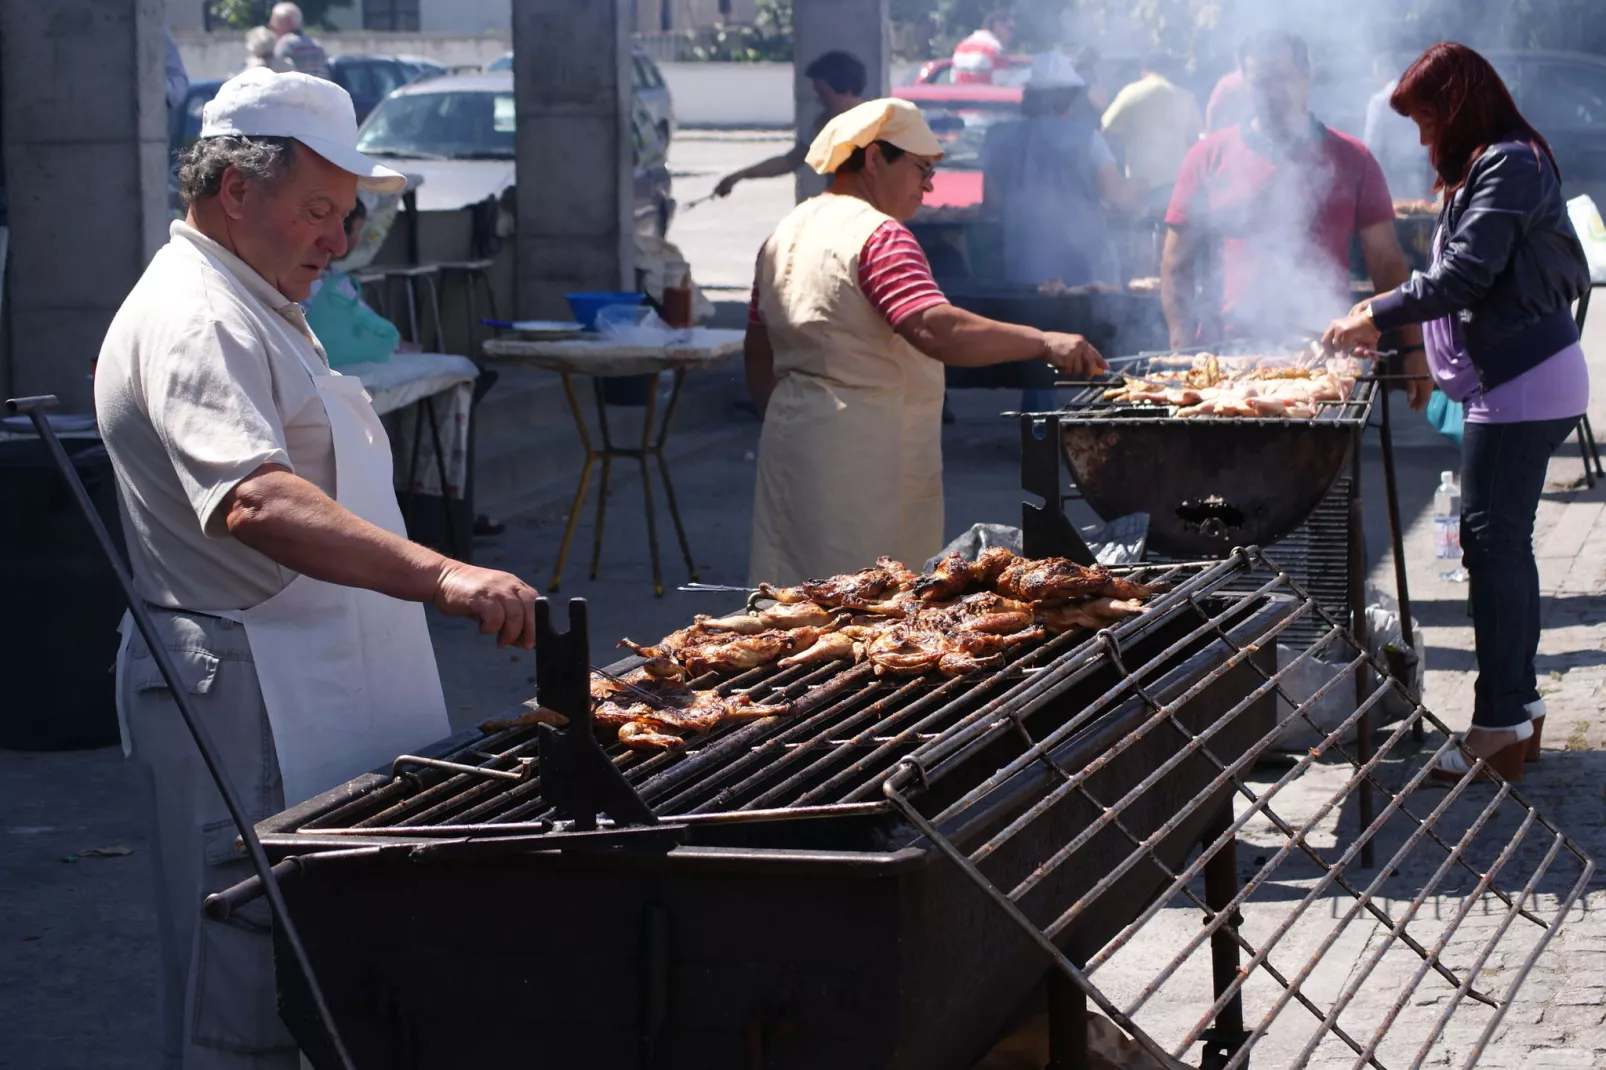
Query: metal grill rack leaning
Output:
[[212, 549, 1592, 1070]]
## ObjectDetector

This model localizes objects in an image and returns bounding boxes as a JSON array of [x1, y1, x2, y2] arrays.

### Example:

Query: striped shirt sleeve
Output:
[[858, 221, 948, 328]]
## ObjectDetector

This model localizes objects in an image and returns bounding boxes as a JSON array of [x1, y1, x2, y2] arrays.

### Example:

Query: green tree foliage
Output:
[[209, 0, 353, 31]]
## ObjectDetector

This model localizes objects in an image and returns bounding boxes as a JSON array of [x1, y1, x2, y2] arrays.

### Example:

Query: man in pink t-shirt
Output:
[[1161, 31, 1421, 353]]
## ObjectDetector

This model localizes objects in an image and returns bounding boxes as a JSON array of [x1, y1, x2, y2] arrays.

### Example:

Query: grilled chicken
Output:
[[778, 630, 862, 668], [1035, 598, 1146, 635], [993, 556, 1116, 603], [617, 721, 686, 751], [759, 567, 897, 610], [676, 627, 825, 677], [701, 601, 837, 633], [479, 704, 569, 734], [914, 550, 985, 601], [865, 623, 1012, 677], [595, 690, 790, 735]]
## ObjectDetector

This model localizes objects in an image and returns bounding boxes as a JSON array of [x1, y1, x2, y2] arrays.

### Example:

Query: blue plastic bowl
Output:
[[565, 291, 644, 331]]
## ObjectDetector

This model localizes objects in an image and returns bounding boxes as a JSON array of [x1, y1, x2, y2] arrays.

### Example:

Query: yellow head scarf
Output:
[[804, 98, 945, 175]]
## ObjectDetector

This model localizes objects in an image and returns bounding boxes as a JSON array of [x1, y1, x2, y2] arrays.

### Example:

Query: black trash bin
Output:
[[0, 438, 127, 750]]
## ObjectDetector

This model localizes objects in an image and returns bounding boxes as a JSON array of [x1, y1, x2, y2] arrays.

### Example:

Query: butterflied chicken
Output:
[[698, 601, 836, 634], [673, 627, 826, 677], [480, 704, 569, 734], [758, 567, 897, 610], [778, 630, 862, 668], [594, 690, 791, 734], [993, 556, 1117, 602]]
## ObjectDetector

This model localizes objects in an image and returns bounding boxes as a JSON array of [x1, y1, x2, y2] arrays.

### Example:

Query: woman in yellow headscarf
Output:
[[745, 98, 1107, 586]]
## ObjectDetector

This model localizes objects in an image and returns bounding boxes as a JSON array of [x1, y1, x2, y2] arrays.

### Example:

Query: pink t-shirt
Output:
[[1166, 121, 1396, 338]]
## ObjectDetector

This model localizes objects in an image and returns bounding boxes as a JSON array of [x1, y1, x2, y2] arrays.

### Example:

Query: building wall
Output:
[[173, 28, 510, 80]]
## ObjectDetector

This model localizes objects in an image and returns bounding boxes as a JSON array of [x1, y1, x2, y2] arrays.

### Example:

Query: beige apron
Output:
[[115, 253, 450, 807], [748, 194, 947, 587]]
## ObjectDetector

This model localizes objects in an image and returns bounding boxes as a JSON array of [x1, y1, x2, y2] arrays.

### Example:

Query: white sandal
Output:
[[1429, 720, 1532, 783]]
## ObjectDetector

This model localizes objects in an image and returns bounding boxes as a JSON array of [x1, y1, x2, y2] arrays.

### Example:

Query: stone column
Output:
[[512, 0, 634, 319], [790, 0, 890, 202], [0, 0, 169, 410]]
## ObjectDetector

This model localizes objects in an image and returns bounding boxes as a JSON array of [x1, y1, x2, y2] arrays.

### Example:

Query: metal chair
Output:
[[1572, 287, 1605, 487]]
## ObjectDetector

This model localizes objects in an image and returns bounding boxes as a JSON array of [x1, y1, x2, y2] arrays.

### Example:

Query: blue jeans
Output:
[[1461, 417, 1578, 728]]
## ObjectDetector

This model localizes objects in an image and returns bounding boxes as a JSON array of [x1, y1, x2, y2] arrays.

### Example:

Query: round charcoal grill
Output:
[[1052, 366, 1377, 559]]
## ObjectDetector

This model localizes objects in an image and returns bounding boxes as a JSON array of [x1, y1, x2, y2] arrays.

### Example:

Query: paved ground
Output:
[[5, 133, 1606, 1066]]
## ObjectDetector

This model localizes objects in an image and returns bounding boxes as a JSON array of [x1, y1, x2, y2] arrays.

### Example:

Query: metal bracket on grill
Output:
[[1020, 413, 1097, 564], [533, 597, 658, 831]]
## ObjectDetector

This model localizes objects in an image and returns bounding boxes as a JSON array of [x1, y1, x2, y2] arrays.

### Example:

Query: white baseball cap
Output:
[[1028, 51, 1087, 90], [201, 68, 407, 193]]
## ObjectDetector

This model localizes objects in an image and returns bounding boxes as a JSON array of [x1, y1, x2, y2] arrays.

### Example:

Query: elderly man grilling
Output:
[[95, 69, 537, 1067]]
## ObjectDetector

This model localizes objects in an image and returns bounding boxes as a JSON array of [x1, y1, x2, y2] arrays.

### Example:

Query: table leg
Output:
[[590, 456, 612, 580], [638, 377, 666, 597], [548, 373, 594, 593], [653, 370, 698, 583], [423, 396, 458, 559], [404, 401, 425, 534]]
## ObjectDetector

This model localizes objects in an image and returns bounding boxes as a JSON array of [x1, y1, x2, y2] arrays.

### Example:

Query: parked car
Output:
[[330, 53, 446, 123], [354, 71, 674, 235], [486, 47, 675, 141]]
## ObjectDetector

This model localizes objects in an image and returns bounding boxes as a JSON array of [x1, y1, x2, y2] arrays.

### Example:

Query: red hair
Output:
[[1390, 42, 1558, 192]]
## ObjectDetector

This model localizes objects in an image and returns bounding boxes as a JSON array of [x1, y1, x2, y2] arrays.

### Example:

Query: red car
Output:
[[908, 55, 1032, 86], [892, 82, 1024, 209]]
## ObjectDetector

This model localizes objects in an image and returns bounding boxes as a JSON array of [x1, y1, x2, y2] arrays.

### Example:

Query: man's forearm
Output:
[[1160, 264, 1197, 347], [898, 304, 1047, 367], [223, 466, 446, 603], [734, 146, 807, 184]]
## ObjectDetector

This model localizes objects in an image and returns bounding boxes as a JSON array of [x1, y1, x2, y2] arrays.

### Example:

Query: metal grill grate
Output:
[[882, 546, 1594, 1070]]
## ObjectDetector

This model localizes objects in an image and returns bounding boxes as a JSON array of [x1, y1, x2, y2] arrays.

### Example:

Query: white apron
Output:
[[116, 258, 449, 807], [748, 194, 947, 587]]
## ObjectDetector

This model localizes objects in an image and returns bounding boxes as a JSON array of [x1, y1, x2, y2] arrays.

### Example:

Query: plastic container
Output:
[[1433, 470, 1467, 582], [565, 291, 644, 331], [0, 439, 127, 749]]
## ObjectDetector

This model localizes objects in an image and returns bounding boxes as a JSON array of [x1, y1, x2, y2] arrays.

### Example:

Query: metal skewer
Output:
[[590, 663, 678, 708], [678, 582, 759, 593], [5, 395, 359, 1070]]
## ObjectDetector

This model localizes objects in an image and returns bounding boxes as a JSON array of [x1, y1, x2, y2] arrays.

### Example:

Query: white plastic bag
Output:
[[1270, 586, 1423, 752], [593, 304, 688, 346], [1566, 194, 1606, 284]]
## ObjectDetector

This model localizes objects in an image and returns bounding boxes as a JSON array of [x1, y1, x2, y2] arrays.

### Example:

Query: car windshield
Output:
[[912, 100, 1019, 171], [357, 90, 515, 159], [486, 53, 512, 72]]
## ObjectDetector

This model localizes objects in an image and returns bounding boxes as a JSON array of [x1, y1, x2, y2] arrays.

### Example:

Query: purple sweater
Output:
[[1423, 229, 1589, 424]]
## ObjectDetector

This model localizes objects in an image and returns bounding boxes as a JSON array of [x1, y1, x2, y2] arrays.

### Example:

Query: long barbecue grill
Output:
[[226, 550, 1591, 1070]]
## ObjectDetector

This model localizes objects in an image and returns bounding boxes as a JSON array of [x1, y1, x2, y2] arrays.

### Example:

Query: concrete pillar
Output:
[[0, 0, 169, 410], [791, 0, 890, 202], [512, 0, 634, 319]]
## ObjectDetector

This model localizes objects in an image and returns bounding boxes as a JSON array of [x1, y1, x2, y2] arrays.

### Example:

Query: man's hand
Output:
[[1323, 300, 1383, 353], [1043, 333, 1108, 378], [1402, 349, 1433, 412], [432, 561, 540, 649], [714, 174, 739, 198]]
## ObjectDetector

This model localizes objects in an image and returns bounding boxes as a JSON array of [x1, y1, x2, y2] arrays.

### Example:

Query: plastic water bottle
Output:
[[1433, 471, 1467, 582]]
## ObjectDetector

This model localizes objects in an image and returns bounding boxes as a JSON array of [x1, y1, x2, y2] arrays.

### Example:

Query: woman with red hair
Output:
[[1325, 43, 1591, 782]]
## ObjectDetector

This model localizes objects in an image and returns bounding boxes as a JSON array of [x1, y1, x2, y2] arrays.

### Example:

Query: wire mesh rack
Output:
[[883, 546, 1595, 1070]]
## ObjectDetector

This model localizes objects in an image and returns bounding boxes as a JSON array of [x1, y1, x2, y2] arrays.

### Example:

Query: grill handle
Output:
[[206, 857, 303, 921]]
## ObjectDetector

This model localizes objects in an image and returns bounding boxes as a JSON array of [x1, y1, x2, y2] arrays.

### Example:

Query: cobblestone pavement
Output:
[[1094, 446, 1606, 1069]]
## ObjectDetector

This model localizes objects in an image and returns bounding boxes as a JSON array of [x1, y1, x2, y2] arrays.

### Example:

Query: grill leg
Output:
[[640, 903, 669, 1070], [1375, 386, 1424, 742], [1046, 967, 1089, 1070], [1348, 448, 1376, 869], [1200, 803, 1250, 1070]]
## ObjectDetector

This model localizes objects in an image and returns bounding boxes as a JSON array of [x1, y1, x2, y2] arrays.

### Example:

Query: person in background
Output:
[[953, 8, 1016, 85], [745, 99, 1105, 584], [1324, 43, 1590, 783], [985, 52, 1130, 291], [1364, 53, 1434, 200], [1071, 46, 1111, 120], [1161, 29, 1428, 386], [985, 52, 1131, 411], [1205, 55, 1251, 132], [1102, 53, 1203, 217], [269, 2, 331, 80], [245, 25, 291, 72], [714, 51, 866, 198]]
